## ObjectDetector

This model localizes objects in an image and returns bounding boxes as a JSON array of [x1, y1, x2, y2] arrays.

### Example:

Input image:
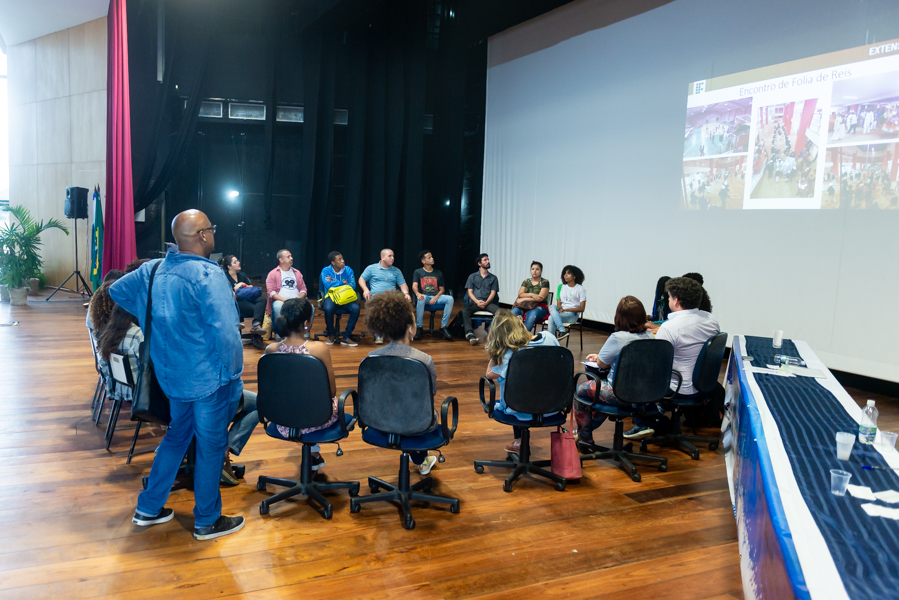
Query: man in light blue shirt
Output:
[[110, 209, 245, 541], [359, 248, 411, 343]]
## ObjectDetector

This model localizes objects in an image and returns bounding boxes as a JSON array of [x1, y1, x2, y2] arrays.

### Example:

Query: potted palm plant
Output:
[[0, 205, 68, 305]]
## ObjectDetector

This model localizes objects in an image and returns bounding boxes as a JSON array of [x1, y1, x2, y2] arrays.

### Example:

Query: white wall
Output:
[[7, 17, 106, 286]]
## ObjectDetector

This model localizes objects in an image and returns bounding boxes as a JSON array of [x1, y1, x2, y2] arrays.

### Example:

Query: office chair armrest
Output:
[[441, 396, 460, 441], [663, 370, 684, 400], [572, 371, 599, 409], [338, 389, 358, 433], [479, 376, 497, 417]]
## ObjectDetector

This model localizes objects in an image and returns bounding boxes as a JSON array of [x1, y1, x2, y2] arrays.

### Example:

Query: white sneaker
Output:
[[417, 455, 438, 475]]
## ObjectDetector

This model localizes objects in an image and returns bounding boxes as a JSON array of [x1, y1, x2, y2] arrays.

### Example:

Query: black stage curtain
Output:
[[130, 0, 471, 291]]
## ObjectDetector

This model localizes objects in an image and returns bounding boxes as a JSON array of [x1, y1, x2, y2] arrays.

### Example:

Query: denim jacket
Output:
[[109, 248, 243, 402]]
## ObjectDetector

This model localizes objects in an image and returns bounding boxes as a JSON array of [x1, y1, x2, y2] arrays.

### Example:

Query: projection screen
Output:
[[482, 0, 899, 381]]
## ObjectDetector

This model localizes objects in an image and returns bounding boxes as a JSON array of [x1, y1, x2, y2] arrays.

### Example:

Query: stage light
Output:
[[445, 200, 451, 206], [227, 190, 240, 199]]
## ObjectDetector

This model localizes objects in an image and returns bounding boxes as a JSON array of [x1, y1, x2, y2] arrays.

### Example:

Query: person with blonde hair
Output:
[[483, 309, 559, 454]]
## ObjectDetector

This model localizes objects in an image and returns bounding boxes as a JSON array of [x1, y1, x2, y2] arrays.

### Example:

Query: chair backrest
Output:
[[691, 332, 728, 395], [108, 353, 135, 387], [612, 339, 675, 404], [651, 276, 671, 321], [257, 353, 334, 430], [89, 332, 101, 373], [503, 346, 574, 415], [357, 355, 435, 435]]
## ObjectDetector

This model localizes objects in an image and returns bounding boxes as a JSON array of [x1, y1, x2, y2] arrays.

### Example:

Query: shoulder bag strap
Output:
[[143, 261, 162, 356]]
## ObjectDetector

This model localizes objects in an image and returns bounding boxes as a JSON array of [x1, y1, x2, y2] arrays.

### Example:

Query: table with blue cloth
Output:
[[724, 335, 899, 600]]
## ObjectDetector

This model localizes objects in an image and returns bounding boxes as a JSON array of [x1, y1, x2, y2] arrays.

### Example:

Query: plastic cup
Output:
[[835, 432, 855, 461], [830, 469, 852, 496], [881, 431, 898, 449]]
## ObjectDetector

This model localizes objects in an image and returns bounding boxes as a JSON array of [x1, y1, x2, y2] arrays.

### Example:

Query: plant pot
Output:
[[0, 284, 9, 302], [26, 278, 40, 295], [8, 286, 28, 306]]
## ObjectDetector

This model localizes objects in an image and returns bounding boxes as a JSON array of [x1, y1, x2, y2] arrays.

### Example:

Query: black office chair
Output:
[[474, 346, 576, 492], [349, 356, 460, 530], [640, 332, 727, 459], [577, 339, 678, 482], [255, 353, 360, 519], [105, 352, 134, 451]]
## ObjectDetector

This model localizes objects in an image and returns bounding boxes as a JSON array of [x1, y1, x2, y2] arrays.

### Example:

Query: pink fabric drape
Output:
[[793, 99, 817, 154], [782, 102, 795, 135], [103, 0, 137, 275]]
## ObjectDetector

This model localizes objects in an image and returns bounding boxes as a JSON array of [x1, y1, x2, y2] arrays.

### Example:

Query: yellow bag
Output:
[[327, 284, 358, 306], [262, 313, 273, 341]]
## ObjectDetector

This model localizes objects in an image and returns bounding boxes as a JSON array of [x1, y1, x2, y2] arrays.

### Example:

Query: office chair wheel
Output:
[[691, 450, 700, 460], [233, 465, 246, 479], [422, 484, 432, 493], [257, 480, 266, 491], [323, 506, 333, 520], [141, 476, 148, 490], [554, 482, 566, 492], [658, 463, 667, 472], [369, 483, 380, 494], [475, 464, 484, 474], [348, 484, 360, 497], [259, 503, 269, 515], [350, 501, 361, 514], [709, 441, 719, 451], [403, 516, 416, 530], [503, 481, 513, 493], [450, 501, 460, 514], [630, 472, 642, 483]]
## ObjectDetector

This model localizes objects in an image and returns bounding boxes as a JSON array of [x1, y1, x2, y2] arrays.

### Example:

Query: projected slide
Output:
[[682, 38, 899, 209]]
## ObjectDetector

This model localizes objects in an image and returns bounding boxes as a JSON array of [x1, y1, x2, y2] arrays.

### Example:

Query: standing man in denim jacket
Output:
[[110, 209, 245, 541]]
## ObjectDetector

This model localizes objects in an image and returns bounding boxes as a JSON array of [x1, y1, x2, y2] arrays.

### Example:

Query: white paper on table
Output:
[[846, 484, 877, 500], [749, 366, 795, 377], [860, 503, 899, 519], [873, 490, 899, 504], [581, 361, 598, 369], [782, 365, 829, 379]]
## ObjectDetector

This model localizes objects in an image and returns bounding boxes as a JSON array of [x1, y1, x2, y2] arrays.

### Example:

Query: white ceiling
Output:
[[0, 0, 109, 48]]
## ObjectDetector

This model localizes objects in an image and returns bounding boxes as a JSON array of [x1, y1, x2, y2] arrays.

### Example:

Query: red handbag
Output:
[[551, 409, 582, 480]]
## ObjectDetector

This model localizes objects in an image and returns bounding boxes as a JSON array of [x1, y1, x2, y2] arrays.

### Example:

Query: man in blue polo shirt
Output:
[[359, 248, 411, 343]]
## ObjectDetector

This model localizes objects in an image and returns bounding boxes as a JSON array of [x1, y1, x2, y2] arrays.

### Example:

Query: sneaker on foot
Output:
[[504, 439, 521, 454], [555, 329, 569, 341], [310, 454, 326, 471], [623, 424, 655, 440], [417, 455, 438, 475], [220, 466, 240, 487], [466, 332, 478, 346], [341, 336, 358, 347], [374, 334, 385, 345], [249, 321, 265, 335], [193, 515, 245, 541], [325, 336, 336, 345], [132, 507, 174, 526]]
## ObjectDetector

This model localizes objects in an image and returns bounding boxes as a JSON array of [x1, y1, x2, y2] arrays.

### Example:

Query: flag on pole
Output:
[[90, 186, 104, 290]]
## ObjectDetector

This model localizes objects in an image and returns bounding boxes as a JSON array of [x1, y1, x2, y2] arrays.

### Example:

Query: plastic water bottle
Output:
[[774, 355, 804, 366], [858, 400, 878, 445]]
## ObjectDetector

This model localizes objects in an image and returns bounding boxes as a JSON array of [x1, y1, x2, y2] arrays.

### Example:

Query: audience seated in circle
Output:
[[264, 298, 338, 471], [573, 296, 657, 447], [511, 261, 550, 332], [365, 290, 441, 475], [547, 265, 586, 340], [484, 309, 559, 455], [319, 250, 360, 346], [412, 249, 454, 341]]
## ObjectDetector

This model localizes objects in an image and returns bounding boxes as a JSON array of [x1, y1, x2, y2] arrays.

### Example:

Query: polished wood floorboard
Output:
[[0, 295, 891, 599]]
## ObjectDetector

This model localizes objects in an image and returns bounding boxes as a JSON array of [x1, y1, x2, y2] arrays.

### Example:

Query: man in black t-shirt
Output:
[[412, 250, 454, 341]]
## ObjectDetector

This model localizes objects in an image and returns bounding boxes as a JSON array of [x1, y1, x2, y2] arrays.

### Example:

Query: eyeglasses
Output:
[[196, 224, 217, 235]]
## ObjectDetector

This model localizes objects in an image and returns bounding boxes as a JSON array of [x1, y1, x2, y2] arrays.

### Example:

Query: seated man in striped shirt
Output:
[[358, 248, 412, 344]]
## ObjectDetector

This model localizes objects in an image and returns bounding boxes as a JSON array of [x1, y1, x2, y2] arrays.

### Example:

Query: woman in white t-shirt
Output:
[[547, 265, 586, 340], [574, 296, 655, 448]]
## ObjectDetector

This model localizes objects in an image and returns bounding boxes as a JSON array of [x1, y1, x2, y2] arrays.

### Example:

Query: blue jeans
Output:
[[136, 379, 243, 527], [416, 295, 454, 328], [272, 300, 315, 333], [511, 306, 548, 331], [228, 391, 257, 456], [321, 297, 360, 337], [547, 306, 578, 334]]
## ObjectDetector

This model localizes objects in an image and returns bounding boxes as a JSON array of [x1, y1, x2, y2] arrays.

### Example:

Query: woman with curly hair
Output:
[[262, 297, 338, 471], [86, 270, 125, 335], [96, 305, 143, 402], [484, 308, 559, 454], [547, 265, 586, 340], [365, 290, 440, 476]]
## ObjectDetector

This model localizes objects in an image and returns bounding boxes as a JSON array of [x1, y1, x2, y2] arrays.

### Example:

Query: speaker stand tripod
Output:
[[46, 217, 93, 301]]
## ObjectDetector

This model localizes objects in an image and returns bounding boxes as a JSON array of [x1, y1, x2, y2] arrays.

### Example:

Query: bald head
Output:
[[379, 248, 395, 268], [171, 209, 215, 257]]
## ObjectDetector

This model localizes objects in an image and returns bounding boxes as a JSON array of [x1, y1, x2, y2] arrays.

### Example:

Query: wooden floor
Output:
[[0, 295, 892, 599]]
